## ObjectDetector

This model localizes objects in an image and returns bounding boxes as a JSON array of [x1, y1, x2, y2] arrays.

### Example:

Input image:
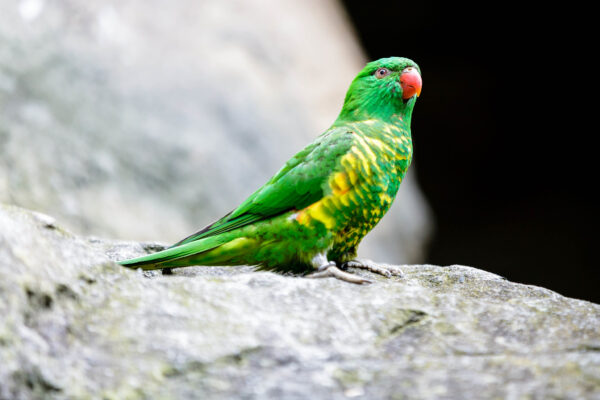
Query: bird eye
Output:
[[375, 68, 391, 79]]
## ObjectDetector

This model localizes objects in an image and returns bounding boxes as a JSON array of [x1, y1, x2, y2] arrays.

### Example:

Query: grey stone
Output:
[[0, 0, 431, 265], [1, 203, 599, 399]]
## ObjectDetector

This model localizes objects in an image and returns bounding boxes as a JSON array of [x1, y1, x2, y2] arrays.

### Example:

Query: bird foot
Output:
[[306, 261, 372, 285], [341, 259, 404, 278]]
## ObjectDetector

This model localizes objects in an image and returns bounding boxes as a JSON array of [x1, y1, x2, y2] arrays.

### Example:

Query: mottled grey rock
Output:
[[1, 204, 599, 400], [0, 0, 431, 264]]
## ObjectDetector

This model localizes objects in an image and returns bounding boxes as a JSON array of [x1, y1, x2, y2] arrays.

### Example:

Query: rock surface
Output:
[[1, 203, 599, 399], [0, 0, 431, 264]]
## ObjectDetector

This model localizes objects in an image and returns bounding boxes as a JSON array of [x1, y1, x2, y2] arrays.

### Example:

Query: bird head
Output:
[[337, 57, 422, 123]]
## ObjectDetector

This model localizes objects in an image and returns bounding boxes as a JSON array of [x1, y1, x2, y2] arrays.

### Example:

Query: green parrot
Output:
[[119, 57, 422, 284]]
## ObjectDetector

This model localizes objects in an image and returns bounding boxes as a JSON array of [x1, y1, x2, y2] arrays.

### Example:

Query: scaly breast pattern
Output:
[[296, 118, 413, 260]]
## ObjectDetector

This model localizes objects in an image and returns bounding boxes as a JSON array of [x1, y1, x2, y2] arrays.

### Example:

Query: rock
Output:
[[0, 0, 431, 265], [1, 203, 599, 399]]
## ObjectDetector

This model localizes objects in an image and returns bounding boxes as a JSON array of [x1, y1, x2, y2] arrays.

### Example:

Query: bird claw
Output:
[[342, 259, 404, 278], [306, 261, 372, 284]]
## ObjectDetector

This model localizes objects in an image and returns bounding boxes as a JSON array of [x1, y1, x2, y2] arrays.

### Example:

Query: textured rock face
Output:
[[0, 0, 431, 264], [1, 204, 599, 399]]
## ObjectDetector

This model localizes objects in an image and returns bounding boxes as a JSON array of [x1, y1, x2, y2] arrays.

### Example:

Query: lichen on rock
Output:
[[1, 203, 599, 399]]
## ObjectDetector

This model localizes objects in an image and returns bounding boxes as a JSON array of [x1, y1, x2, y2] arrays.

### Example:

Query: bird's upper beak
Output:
[[400, 67, 422, 99]]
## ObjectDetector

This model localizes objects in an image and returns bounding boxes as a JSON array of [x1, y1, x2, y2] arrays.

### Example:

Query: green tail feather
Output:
[[119, 234, 238, 270]]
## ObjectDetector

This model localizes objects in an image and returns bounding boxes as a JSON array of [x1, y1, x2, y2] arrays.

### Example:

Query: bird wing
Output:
[[172, 127, 356, 246]]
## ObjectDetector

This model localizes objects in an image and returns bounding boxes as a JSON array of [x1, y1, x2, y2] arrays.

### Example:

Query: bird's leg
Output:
[[306, 253, 372, 284], [341, 258, 404, 278]]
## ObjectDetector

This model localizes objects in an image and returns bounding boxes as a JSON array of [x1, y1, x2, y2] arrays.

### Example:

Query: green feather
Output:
[[119, 57, 421, 273], [171, 129, 355, 246]]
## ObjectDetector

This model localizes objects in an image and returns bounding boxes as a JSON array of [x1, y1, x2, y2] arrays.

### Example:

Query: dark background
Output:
[[341, 2, 597, 302]]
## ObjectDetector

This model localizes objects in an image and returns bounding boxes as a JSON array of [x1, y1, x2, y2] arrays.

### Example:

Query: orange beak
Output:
[[400, 67, 422, 99]]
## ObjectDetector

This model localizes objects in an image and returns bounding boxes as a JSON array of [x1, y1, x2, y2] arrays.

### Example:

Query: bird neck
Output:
[[335, 94, 416, 127]]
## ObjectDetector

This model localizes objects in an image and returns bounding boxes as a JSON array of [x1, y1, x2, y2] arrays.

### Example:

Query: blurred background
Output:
[[1, 0, 595, 302]]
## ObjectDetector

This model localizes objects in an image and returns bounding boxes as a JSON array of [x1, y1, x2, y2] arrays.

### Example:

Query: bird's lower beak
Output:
[[400, 67, 422, 99]]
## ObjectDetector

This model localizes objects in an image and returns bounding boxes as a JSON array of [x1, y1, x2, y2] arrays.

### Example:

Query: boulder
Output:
[[1, 203, 598, 399]]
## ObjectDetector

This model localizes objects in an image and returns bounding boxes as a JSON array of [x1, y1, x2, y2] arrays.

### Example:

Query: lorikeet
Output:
[[119, 57, 422, 284]]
